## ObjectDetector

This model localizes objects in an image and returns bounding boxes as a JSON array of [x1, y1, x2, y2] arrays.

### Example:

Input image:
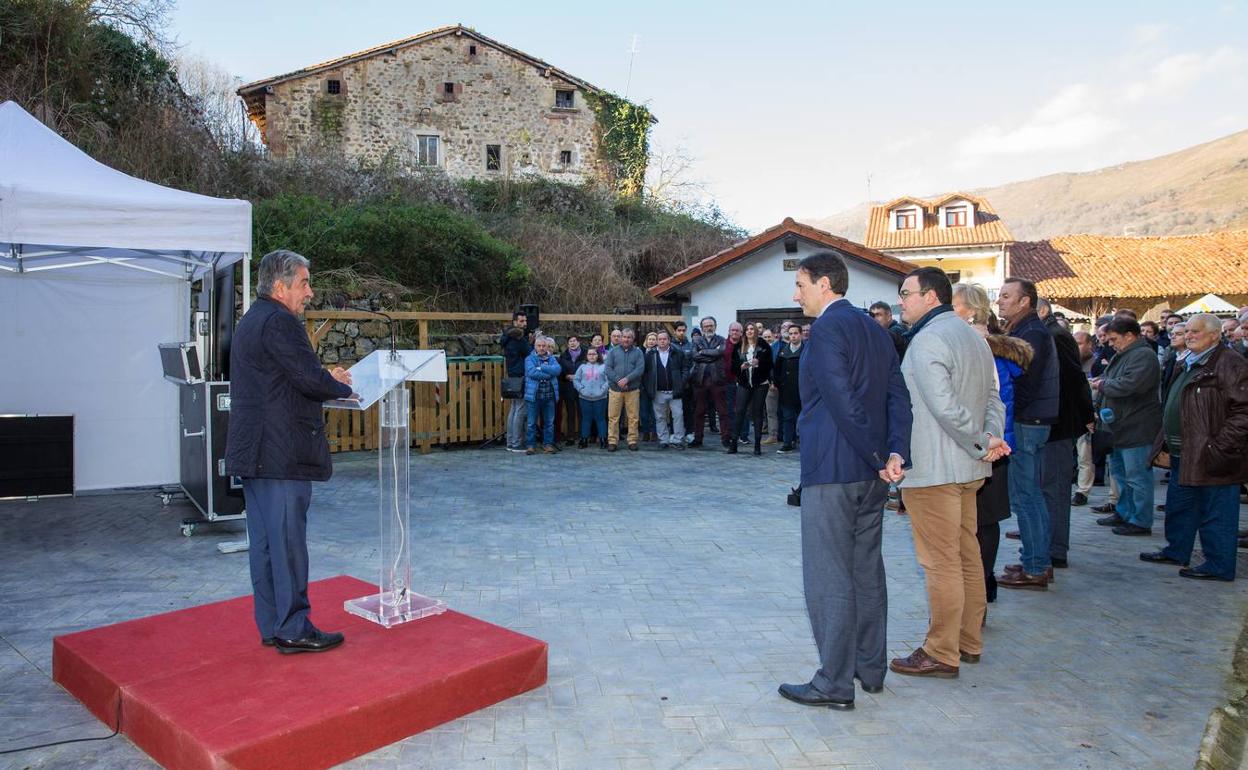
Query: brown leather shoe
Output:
[[1002, 564, 1055, 582], [997, 569, 1049, 590], [889, 647, 958, 678]]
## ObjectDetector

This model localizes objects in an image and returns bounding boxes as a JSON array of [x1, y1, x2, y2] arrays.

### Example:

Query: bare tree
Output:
[[89, 0, 178, 52], [643, 142, 706, 206], [175, 53, 258, 151]]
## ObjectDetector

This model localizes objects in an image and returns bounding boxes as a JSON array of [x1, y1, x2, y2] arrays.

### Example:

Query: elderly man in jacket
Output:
[[643, 330, 687, 449], [1092, 317, 1162, 535], [996, 278, 1060, 590], [891, 268, 1007, 678], [524, 336, 562, 454], [604, 328, 645, 451], [778, 252, 912, 710], [1141, 314, 1248, 580], [689, 317, 731, 448], [225, 250, 354, 654]]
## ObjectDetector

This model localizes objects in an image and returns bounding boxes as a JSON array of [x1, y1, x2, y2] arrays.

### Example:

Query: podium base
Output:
[[344, 590, 447, 628]]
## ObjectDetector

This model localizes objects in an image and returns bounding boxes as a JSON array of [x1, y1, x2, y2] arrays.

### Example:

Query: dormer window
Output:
[[895, 210, 917, 230], [945, 205, 968, 227]]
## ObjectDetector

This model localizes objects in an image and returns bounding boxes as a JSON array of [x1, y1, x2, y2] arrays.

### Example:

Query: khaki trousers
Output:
[[902, 480, 986, 667], [607, 389, 640, 446]]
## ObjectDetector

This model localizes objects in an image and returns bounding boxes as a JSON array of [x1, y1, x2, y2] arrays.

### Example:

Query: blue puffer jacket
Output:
[[986, 334, 1033, 449], [524, 351, 561, 402]]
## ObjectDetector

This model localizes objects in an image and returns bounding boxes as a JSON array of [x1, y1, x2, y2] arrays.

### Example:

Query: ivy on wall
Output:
[[311, 96, 347, 141], [584, 91, 652, 198]]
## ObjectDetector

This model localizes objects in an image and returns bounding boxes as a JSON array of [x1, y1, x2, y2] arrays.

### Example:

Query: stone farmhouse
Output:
[[237, 25, 648, 185], [863, 192, 1012, 299]]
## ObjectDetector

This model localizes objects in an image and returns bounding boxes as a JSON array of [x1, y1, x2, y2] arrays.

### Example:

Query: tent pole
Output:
[[12, 244, 22, 273], [242, 252, 251, 313]]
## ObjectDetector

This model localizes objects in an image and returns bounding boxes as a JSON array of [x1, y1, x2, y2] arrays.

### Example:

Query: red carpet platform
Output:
[[52, 575, 547, 769]]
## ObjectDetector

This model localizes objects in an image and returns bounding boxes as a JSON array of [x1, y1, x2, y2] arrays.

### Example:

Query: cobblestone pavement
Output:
[[1, 441, 1245, 769]]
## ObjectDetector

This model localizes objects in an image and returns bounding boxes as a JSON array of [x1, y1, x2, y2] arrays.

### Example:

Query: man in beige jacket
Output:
[[891, 268, 1008, 678]]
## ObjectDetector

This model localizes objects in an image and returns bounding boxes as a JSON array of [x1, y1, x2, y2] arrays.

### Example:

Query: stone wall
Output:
[[262, 34, 604, 184]]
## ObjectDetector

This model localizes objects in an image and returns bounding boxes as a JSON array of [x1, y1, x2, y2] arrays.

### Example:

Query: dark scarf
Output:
[[902, 304, 954, 342]]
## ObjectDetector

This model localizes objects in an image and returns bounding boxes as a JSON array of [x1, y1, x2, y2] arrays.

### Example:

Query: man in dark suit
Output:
[[225, 250, 355, 654], [778, 251, 913, 711]]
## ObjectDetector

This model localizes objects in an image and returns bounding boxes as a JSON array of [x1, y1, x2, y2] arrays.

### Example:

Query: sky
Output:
[[171, 0, 1248, 232]]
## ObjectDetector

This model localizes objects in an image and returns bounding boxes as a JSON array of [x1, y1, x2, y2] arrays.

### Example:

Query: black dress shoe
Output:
[[1050, 557, 1068, 568], [1140, 551, 1184, 565], [1112, 523, 1152, 536], [1179, 567, 1233, 581], [262, 637, 275, 646], [1096, 513, 1126, 526], [726, 444, 738, 454], [1072, 492, 1088, 506], [275, 628, 345, 654], [854, 676, 884, 694], [778, 682, 853, 710], [688, 439, 703, 448], [1091, 503, 1117, 514]]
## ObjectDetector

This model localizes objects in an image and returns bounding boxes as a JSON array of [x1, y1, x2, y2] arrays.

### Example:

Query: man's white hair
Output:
[[1186, 313, 1221, 334]]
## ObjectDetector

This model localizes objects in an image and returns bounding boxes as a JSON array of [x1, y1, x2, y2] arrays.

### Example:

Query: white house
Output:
[[864, 192, 1012, 299], [648, 218, 912, 329]]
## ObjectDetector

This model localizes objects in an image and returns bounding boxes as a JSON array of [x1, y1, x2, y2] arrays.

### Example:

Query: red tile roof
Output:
[[864, 193, 1013, 250], [649, 218, 912, 298], [1010, 230, 1248, 300]]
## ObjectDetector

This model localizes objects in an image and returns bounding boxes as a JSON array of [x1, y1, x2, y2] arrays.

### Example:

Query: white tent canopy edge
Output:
[[0, 100, 252, 491]]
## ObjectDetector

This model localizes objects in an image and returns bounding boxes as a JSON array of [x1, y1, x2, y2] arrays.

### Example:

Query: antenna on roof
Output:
[[624, 34, 640, 98]]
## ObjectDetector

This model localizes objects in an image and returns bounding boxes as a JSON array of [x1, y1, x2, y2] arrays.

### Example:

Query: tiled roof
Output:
[[1009, 230, 1248, 300], [649, 218, 912, 298], [864, 192, 1013, 250]]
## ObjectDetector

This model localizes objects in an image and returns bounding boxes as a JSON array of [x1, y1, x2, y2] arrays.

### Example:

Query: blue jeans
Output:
[[525, 397, 556, 448], [1161, 455, 1239, 579], [779, 403, 799, 445], [1108, 444, 1155, 528], [579, 397, 607, 440], [1008, 422, 1051, 574]]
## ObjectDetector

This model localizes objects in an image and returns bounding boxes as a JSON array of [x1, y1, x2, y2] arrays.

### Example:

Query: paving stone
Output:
[[0, 448, 1242, 769]]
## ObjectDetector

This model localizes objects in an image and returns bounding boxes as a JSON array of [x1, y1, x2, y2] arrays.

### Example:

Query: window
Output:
[[555, 89, 575, 109], [944, 270, 962, 283], [945, 206, 967, 227], [895, 210, 916, 230], [486, 144, 501, 171], [444, 82, 455, 95], [559, 150, 572, 165], [415, 135, 439, 166], [326, 79, 341, 95], [469, 44, 477, 56]]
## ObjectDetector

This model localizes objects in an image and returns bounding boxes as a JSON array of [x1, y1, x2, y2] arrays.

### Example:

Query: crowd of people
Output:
[[498, 310, 813, 456], [768, 252, 1248, 710], [495, 255, 1248, 706]]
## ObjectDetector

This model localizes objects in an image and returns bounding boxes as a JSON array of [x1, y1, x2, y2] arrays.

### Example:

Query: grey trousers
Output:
[[1042, 438, 1076, 560], [506, 398, 527, 449], [800, 479, 889, 700]]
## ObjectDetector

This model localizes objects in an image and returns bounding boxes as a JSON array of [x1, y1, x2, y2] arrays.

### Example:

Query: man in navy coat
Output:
[[778, 251, 912, 710], [225, 250, 354, 654]]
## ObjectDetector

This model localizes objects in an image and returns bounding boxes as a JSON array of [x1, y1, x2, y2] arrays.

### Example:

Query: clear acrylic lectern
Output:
[[326, 349, 449, 627]]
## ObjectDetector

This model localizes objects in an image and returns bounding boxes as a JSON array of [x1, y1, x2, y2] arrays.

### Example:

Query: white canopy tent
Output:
[[1175, 293, 1239, 317], [0, 100, 252, 490]]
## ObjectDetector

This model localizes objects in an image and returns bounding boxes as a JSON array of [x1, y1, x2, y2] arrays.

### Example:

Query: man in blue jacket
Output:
[[225, 250, 354, 654], [996, 278, 1060, 590], [778, 251, 912, 711]]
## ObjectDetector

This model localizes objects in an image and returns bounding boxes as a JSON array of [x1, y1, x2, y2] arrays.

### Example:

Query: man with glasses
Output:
[[689, 316, 731, 448]]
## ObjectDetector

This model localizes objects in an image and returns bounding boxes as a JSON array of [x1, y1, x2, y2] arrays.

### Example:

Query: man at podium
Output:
[[225, 250, 354, 654]]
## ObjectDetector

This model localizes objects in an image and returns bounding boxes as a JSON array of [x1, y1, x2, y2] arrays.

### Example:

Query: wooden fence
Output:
[[310, 310, 683, 453]]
